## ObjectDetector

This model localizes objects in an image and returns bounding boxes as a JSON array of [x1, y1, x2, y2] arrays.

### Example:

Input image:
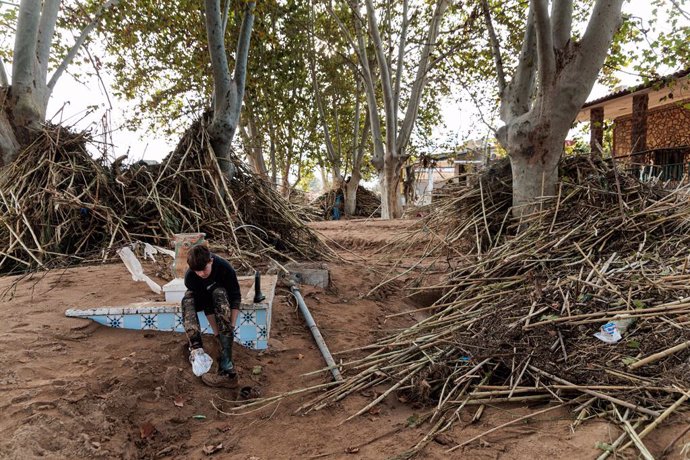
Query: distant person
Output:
[[182, 245, 242, 388], [332, 192, 343, 220]]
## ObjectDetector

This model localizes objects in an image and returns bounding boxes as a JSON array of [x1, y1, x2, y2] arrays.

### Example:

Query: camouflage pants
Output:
[[181, 287, 234, 349]]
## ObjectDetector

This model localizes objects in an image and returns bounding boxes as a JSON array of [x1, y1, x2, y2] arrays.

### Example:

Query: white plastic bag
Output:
[[190, 348, 213, 376], [594, 318, 635, 343], [117, 247, 162, 294]]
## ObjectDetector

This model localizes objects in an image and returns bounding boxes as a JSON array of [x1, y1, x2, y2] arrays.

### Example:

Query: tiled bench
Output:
[[65, 275, 277, 350]]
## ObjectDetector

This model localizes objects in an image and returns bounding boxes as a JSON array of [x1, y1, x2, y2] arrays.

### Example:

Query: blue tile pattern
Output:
[[107, 315, 123, 328], [66, 305, 270, 350], [142, 314, 157, 329]]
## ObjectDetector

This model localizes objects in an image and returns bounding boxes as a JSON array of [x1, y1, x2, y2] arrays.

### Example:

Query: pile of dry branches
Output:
[[0, 122, 330, 273], [0, 127, 128, 271], [232, 155, 690, 458], [313, 185, 381, 219]]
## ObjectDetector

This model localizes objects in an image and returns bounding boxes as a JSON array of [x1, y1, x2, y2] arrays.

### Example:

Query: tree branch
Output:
[[204, 0, 232, 111], [670, 0, 690, 20], [364, 0, 397, 157], [557, 0, 623, 112], [551, 0, 572, 50], [47, 0, 121, 92], [579, 0, 625, 56], [232, 1, 255, 106], [500, 2, 536, 121], [480, 0, 505, 94], [36, 0, 60, 83], [396, 0, 449, 156], [393, 0, 408, 119], [355, 110, 370, 170], [350, 0, 385, 170], [325, 2, 360, 63], [310, 0, 340, 178], [221, 0, 231, 35], [12, 0, 41, 87], [532, 0, 555, 88]]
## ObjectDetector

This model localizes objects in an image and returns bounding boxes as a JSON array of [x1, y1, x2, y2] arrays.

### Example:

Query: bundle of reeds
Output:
[[227, 155, 690, 458], [313, 185, 381, 219], [0, 127, 127, 271], [0, 121, 331, 273]]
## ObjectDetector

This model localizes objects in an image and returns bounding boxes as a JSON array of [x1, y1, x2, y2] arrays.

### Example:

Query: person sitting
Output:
[[182, 245, 242, 388]]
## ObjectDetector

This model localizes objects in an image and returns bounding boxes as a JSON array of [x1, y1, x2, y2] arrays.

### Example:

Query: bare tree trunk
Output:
[[344, 105, 369, 216], [204, 0, 255, 179], [0, 0, 120, 164], [381, 154, 402, 218], [344, 174, 360, 215], [509, 133, 562, 214], [484, 0, 624, 216], [0, 102, 19, 166]]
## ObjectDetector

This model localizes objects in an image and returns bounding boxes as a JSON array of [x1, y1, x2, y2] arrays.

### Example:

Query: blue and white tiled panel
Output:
[[65, 305, 270, 350], [236, 309, 269, 350]]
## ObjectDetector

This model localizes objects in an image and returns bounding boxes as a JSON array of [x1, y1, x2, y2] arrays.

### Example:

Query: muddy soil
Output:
[[0, 218, 688, 459]]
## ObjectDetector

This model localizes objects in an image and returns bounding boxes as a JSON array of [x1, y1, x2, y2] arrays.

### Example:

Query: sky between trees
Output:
[[0, 0, 685, 171]]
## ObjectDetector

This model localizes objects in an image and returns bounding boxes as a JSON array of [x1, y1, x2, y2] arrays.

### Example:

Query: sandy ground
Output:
[[1, 218, 689, 459]]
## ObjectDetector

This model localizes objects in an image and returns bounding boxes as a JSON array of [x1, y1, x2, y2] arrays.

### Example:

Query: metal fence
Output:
[[616, 146, 690, 185]]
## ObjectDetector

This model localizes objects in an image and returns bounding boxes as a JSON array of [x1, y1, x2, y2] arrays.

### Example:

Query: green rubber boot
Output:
[[217, 334, 236, 377]]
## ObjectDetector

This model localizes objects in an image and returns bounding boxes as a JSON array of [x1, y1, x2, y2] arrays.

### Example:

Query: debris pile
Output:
[[0, 122, 330, 273], [313, 185, 381, 219], [235, 155, 690, 458], [119, 119, 327, 263], [0, 127, 128, 271]]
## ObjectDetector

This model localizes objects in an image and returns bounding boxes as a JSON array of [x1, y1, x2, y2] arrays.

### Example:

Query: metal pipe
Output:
[[290, 285, 343, 381]]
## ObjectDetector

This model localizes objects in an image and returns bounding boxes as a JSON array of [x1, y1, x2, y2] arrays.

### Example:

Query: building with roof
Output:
[[576, 69, 690, 182]]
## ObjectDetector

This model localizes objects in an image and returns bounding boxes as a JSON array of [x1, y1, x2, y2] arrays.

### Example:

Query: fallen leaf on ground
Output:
[[345, 447, 360, 454], [173, 396, 184, 407], [139, 422, 155, 439], [368, 406, 381, 415], [252, 365, 262, 375], [202, 443, 223, 455], [433, 434, 453, 445]]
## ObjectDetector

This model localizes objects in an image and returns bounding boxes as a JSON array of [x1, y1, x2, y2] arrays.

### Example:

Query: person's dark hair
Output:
[[187, 245, 211, 271]]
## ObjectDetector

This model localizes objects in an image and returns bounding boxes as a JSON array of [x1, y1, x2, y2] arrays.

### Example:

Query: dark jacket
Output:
[[184, 254, 242, 310]]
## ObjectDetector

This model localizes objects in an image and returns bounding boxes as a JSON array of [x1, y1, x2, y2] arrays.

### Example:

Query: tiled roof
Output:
[[582, 68, 690, 108]]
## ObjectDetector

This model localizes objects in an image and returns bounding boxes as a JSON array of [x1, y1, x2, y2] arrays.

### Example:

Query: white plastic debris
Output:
[[190, 348, 213, 376], [594, 318, 635, 343], [143, 243, 158, 261], [152, 245, 175, 258], [117, 246, 162, 294]]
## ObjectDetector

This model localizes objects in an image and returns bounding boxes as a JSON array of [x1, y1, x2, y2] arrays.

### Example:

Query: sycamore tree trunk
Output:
[[204, 0, 255, 180], [380, 155, 403, 218], [0, 101, 20, 165], [344, 171, 360, 215], [506, 119, 562, 212], [484, 0, 624, 216], [0, 0, 118, 166], [336, 0, 448, 218], [344, 109, 369, 216]]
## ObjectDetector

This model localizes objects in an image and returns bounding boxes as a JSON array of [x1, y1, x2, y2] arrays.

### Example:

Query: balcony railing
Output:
[[615, 146, 690, 185]]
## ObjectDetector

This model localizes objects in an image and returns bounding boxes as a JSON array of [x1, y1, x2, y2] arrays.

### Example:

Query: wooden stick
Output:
[[628, 341, 690, 370], [528, 366, 660, 417], [617, 388, 690, 453]]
